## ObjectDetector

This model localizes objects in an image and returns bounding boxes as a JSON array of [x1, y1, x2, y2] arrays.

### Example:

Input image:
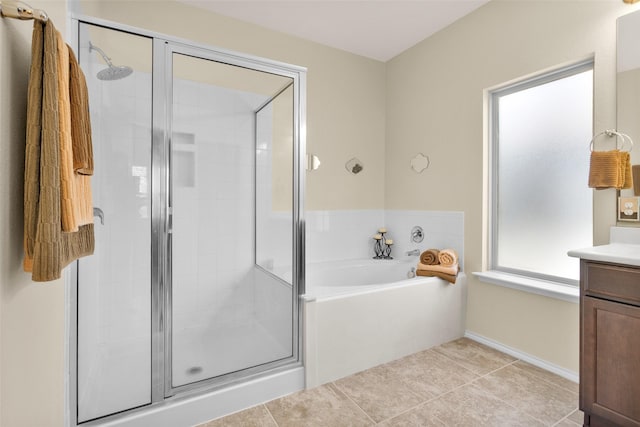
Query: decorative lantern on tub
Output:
[[373, 228, 393, 259]]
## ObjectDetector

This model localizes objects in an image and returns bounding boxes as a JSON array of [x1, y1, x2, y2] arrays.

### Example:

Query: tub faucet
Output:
[[406, 249, 421, 257]]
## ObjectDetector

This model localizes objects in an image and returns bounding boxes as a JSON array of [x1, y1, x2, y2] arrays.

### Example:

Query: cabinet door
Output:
[[582, 296, 640, 427]]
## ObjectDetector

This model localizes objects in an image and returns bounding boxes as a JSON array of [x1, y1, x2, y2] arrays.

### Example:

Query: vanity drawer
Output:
[[583, 261, 640, 306]]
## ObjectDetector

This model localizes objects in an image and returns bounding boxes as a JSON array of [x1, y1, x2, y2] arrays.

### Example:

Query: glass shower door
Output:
[[74, 22, 304, 422], [76, 23, 153, 422], [169, 50, 297, 390]]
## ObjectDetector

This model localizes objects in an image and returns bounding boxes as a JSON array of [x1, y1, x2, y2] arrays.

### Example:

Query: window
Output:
[[488, 61, 593, 286]]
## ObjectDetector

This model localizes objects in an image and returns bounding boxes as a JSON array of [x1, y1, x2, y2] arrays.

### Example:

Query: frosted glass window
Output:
[[491, 62, 593, 283]]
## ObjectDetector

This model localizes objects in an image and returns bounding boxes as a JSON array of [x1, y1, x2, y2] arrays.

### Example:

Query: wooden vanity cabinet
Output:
[[580, 260, 640, 427]]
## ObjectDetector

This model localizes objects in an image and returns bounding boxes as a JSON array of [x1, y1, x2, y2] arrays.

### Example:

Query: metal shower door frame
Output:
[[157, 39, 306, 399], [68, 14, 307, 425]]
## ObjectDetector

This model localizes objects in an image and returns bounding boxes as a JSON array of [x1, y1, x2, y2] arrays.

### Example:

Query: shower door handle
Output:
[[93, 207, 104, 225], [166, 206, 173, 234]]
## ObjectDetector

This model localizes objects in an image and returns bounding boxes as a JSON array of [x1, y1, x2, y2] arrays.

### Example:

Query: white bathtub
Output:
[[305, 258, 431, 296], [303, 258, 466, 388]]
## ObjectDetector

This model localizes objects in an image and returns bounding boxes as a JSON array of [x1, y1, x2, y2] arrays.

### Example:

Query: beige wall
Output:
[[78, 0, 388, 211], [386, 0, 638, 373], [0, 2, 68, 426]]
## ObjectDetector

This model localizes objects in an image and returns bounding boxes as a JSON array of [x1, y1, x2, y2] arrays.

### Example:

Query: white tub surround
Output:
[[303, 210, 466, 388], [305, 210, 384, 262], [306, 210, 464, 265], [384, 210, 464, 269], [303, 258, 466, 388]]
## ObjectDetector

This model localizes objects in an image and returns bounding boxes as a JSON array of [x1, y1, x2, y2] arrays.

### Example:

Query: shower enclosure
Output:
[[70, 19, 305, 424]]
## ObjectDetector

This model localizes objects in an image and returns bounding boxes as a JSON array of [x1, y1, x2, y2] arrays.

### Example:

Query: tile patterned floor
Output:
[[198, 338, 583, 427]]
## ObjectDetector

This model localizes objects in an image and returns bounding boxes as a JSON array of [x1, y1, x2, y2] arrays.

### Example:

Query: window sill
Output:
[[472, 271, 579, 304]]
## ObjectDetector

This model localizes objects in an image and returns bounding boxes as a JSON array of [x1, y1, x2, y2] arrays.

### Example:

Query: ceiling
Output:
[[178, 0, 491, 62]]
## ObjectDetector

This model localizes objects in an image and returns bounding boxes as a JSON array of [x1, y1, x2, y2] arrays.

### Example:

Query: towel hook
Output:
[[589, 129, 633, 152], [0, 1, 48, 22]]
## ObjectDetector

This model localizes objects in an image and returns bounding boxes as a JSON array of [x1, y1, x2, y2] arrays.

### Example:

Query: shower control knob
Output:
[[411, 226, 424, 243]]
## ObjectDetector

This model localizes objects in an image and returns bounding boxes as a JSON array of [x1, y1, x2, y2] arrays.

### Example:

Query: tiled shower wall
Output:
[[171, 77, 266, 331]]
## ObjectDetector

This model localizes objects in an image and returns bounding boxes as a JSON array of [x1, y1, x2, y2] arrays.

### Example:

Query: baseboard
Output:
[[464, 331, 579, 384]]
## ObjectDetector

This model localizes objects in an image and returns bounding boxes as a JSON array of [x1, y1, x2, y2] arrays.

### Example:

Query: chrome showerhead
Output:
[[96, 65, 133, 81], [89, 41, 132, 81]]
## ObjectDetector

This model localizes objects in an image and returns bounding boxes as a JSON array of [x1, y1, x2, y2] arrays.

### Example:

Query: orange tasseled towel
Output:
[[23, 20, 94, 282], [56, 33, 80, 232], [68, 45, 94, 225], [56, 31, 94, 231], [68, 47, 94, 176]]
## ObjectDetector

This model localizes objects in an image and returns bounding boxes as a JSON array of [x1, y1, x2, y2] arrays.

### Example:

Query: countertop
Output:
[[568, 243, 640, 267], [568, 226, 640, 267]]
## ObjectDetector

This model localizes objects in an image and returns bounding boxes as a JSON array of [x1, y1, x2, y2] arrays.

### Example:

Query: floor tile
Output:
[[198, 405, 276, 427], [381, 382, 545, 427], [555, 418, 581, 426], [475, 363, 578, 425], [197, 338, 583, 427], [432, 338, 517, 375], [334, 363, 424, 422], [384, 348, 479, 399], [265, 383, 374, 427], [378, 410, 447, 427], [567, 409, 584, 424], [512, 360, 579, 393]]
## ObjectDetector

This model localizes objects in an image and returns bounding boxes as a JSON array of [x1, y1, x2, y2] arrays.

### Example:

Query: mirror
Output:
[[617, 9, 640, 224]]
